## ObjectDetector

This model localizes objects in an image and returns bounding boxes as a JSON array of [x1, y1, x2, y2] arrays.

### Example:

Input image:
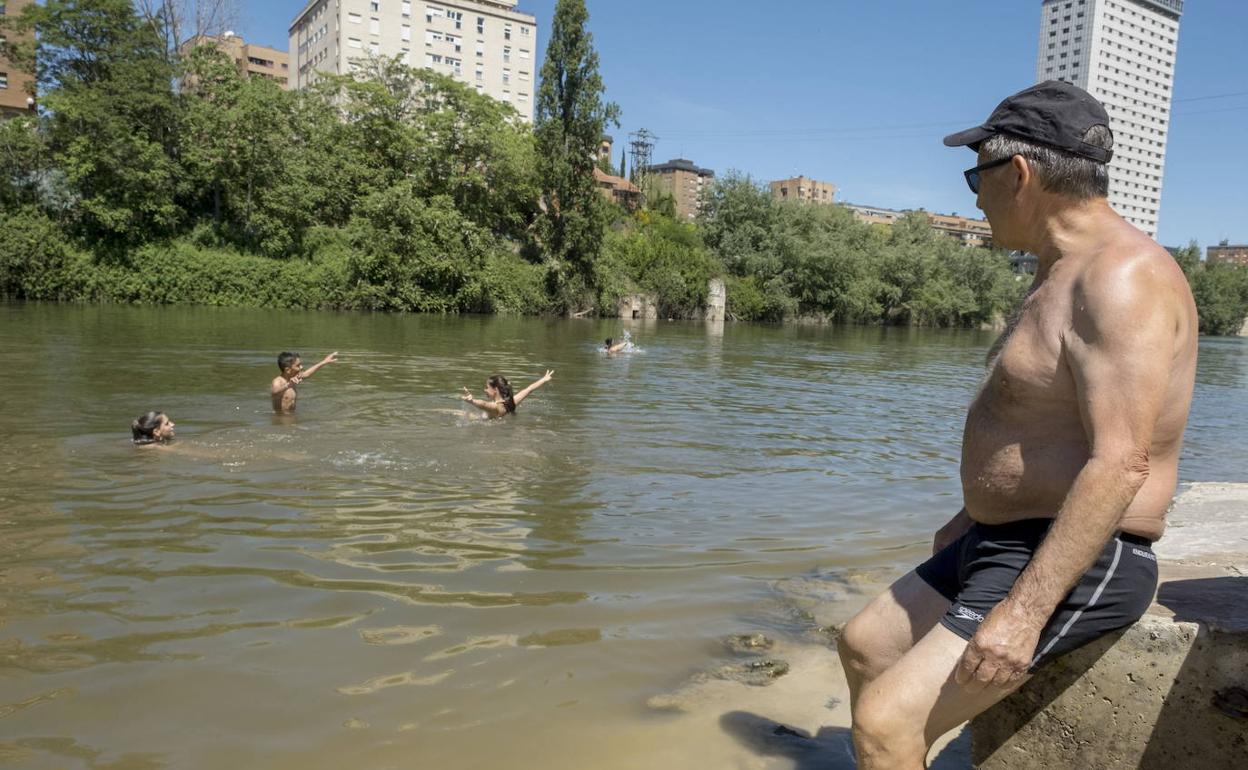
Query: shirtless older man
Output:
[[837, 81, 1198, 769]]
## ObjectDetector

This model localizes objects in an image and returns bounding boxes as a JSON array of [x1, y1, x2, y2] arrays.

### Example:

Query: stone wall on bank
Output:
[[971, 483, 1248, 769]]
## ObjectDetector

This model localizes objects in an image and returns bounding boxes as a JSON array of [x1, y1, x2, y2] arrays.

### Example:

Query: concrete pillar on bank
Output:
[[617, 294, 658, 320], [706, 277, 727, 322]]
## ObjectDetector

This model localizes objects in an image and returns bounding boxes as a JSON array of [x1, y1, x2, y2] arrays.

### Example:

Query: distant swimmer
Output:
[[271, 351, 338, 413], [604, 337, 628, 354], [460, 370, 554, 418], [132, 411, 175, 447]]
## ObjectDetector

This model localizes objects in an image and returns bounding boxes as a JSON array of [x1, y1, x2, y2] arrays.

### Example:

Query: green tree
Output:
[[7, 0, 183, 247], [534, 0, 620, 311]]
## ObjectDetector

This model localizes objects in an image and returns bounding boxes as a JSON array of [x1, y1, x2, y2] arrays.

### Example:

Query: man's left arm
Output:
[[957, 259, 1175, 688]]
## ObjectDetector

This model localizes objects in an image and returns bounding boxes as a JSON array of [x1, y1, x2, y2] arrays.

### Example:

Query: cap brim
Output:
[[943, 126, 993, 150]]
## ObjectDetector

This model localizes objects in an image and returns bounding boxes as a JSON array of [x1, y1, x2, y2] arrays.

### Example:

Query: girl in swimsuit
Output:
[[460, 370, 554, 418]]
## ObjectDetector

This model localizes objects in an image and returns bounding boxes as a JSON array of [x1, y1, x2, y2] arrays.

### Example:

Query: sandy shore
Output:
[[627, 482, 1246, 770]]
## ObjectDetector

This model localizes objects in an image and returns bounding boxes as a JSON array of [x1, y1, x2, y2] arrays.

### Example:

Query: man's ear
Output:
[[1011, 154, 1032, 196]]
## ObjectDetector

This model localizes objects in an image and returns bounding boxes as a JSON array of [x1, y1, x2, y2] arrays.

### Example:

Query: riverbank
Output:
[[634, 482, 1247, 769]]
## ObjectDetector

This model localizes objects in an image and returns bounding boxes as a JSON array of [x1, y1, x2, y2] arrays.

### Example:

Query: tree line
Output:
[[1, 0, 1243, 334]]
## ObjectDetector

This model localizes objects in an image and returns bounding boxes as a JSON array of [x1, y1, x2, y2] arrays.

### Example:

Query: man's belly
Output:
[[961, 418, 1174, 541], [961, 431, 1088, 523]]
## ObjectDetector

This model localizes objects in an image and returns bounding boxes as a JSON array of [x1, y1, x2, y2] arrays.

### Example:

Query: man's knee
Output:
[[852, 688, 926, 765], [838, 611, 889, 680]]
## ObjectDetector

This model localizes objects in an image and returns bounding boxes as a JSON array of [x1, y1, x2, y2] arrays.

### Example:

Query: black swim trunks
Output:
[[915, 518, 1158, 671]]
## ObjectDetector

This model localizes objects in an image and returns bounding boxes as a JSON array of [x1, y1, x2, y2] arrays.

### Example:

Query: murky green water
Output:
[[1, 303, 1244, 769]]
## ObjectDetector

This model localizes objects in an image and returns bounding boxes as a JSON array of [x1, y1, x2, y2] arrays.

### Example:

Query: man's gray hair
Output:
[[980, 124, 1112, 200]]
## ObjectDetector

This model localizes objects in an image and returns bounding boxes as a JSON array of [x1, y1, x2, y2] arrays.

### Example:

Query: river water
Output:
[[1, 303, 1244, 769]]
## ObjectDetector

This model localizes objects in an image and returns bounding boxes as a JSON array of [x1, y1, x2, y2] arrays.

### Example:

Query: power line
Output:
[[1172, 90, 1248, 103]]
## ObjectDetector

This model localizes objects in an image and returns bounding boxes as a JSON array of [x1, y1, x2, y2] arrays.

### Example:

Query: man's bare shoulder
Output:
[[271, 375, 290, 393], [1077, 235, 1183, 309], [1068, 234, 1191, 350]]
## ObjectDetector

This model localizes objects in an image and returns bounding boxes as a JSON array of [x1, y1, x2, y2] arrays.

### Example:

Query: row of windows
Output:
[[1103, 54, 1168, 94], [1105, 1, 1177, 42], [1102, 15, 1176, 59], [1099, 45, 1173, 89], [427, 4, 531, 38], [1097, 66, 1173, 109]]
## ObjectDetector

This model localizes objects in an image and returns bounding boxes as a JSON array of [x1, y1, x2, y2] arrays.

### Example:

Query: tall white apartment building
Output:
[[1035, 0, 1183, 237], [290, 0, 538, 121]]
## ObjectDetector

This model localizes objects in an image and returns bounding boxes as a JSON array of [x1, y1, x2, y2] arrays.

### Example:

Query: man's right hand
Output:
[[933, 508, 973, 555]]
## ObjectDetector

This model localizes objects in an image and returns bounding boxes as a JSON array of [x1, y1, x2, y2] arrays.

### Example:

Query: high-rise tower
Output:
[[1036, 0, 1183, 237]]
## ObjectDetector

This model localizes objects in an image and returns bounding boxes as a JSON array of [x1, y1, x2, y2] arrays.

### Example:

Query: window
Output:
[[476, 68, 483, 81], [520, 48, 530, 59], [348, 37, 363, 49], [503, 46, 511, 63], [477, 17, 485, 33], [401, 24, 411, 41], [348, 12, 361, 23], [427, 30, 444, 44], [504, 24, 512, 40], [426, 6, 442, 23], [370, 41, 380, 54], [402, 1, 411, 16], [521, 26, 530, 36], [371, 1, 380, 10], [503, 69, 510, 85], [448, 35, 461, 52], [370, 18, 380, 35], [0, 72, 7, 90], [427, 53, 443, 65], [476, 42, 484, 57], [402, 48, 411, 64]]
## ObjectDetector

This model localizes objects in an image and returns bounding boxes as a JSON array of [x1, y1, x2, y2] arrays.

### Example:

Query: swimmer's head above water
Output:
[[132, 411, 175, 445], [605, 338, 613, 349], [485, 375, 517, 414], [277, 351, 303, 379]]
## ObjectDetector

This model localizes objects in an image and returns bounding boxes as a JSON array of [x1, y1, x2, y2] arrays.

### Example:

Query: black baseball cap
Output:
[[944, 80, 1114, 163]]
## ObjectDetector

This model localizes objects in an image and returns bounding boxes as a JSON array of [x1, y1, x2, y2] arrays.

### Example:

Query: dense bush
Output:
[[700, 173, 1025, 326], [597, 212, 720, 318]]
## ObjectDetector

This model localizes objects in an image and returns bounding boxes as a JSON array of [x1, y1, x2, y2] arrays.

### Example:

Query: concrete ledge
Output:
[[972, 484, 1248, 769]]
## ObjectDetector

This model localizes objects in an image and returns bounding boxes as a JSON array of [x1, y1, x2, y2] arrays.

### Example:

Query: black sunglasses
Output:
[[963, 156, 1015, 194]]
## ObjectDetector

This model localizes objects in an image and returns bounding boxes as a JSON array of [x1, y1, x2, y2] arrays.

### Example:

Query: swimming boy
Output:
[[271, 351, 338, 413], [604, 338, 628, 354]]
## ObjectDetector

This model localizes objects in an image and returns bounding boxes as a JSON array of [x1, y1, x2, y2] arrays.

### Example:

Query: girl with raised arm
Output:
[[460, 370, 554, 419]]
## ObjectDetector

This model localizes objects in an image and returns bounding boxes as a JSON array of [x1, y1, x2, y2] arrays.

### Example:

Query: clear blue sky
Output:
[[247, 0, 1247, 249]]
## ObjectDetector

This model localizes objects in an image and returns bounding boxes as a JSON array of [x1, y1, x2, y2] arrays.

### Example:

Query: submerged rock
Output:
[[710, 658, 790, 686], [723, 633, 774, 654]]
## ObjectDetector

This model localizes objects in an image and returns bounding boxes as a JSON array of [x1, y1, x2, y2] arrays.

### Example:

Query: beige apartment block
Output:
[[290, 0, 537, 121], [645, 158, 714, 220], [181, 32, 291, 89], [1207, 241, 1248, 267], [844, 203, 904, 227], [927, 212, 994, 248], [0, 0, 36, 116], [770, 176, 837, 205], [844, 203, 993, 248]]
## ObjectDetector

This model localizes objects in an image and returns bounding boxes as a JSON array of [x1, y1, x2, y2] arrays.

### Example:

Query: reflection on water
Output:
[[0, 303, 1244, 769]]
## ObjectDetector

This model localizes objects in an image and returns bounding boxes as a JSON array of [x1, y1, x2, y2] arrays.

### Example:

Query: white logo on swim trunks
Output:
[[1132, 547, 1157, 561], [953, 605, 985, 623]]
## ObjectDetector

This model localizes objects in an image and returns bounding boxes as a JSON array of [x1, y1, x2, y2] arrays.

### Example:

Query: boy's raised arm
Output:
[[300, 352, 339, 380]]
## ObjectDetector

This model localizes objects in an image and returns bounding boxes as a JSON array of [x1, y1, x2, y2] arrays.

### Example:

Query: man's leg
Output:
[[852, 623, 1029, 770], [838, 570, 951, 710]]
